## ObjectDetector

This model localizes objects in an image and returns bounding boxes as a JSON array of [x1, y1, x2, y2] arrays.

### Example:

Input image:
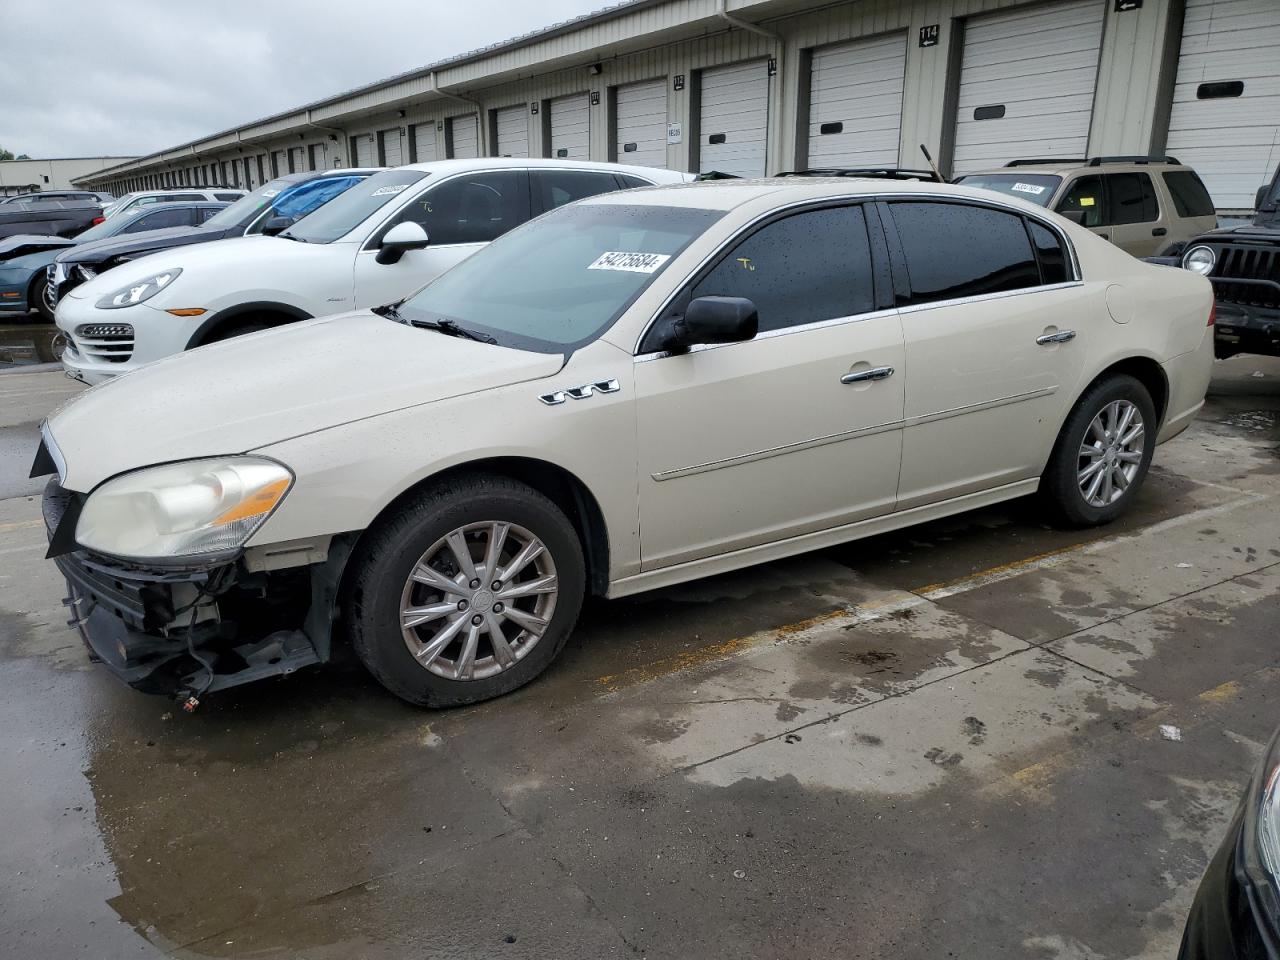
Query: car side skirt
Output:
[[606, 477, 1039, 599]]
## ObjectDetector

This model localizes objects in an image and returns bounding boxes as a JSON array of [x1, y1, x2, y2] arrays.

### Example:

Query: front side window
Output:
[[284, 168, 429, 244], [392, 171, 528, 245], [954, 173, 1061, 208], [689, 205, 876, 333], [1162, 170, 1216, 217], [532, 170, 623, 214], [1055, 175, 1104, 227], [1105, 173, 1158, 224], [397, 202, 720, 353], [890, 201, 1040, 305]]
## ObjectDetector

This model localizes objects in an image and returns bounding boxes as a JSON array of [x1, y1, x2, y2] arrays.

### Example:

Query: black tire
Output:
[[344, 474, 585, 707], [29, 275, 55, 322], [207, 320, 269, 343], [1040, 374, 1157, 527]]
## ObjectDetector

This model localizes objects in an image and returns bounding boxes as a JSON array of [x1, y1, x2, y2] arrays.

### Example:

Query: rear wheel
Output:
[[344, 474, 585, 707], [1040, 374, 1157, 527]]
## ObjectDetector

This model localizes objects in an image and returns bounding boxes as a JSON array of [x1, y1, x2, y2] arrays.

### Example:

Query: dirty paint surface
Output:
[[1, 357, 1278, 959]]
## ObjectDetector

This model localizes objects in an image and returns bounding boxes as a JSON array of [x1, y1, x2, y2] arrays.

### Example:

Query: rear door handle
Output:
[[841, 366, 894, 384], [1152, 227, 1168, 237], [1036, 330, 1076, 345]]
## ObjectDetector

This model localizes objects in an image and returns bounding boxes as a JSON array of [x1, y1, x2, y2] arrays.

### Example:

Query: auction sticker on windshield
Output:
[[588, 251, 671, 273], [372, 184, 410, 197], [1011, 182, 1047, 196]]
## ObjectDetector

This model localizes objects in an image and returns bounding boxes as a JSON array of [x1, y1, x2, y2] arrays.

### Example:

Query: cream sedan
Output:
[[35, 177, 1214, 707]]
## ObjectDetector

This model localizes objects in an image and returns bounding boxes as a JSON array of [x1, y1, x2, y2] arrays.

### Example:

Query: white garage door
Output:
[[494, 105, 530, 158], [615, 78, 668, 168], [354, 134, 376, 167], [412, 124, 438, 163], [288, 147, 304, 173], [699, 60, 769, 177], [549, 94, 591, 160], [449, 114, 479, 159], [951, 0, 1105, 175], [806, 33, 907, 169], [271, 150, 287, 178], [379, 127, 403, 167], [1166, 0, 1280, 210]]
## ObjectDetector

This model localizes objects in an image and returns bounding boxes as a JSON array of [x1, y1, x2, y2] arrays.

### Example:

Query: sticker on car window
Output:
[[588, 251, 671, 273], [262, 190, 280, 198], [1011, 182, 1047, 196], [1079, 196, 1095, 207], [372, 184, 410, 197]]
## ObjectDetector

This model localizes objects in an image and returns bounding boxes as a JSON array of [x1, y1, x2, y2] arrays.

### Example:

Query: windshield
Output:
[[954, 173, 1062, 207], [285, 169, 428, 243], [202, 178, 294, 230], [397, 202, 723, 353], [72, 214, 131, 243]]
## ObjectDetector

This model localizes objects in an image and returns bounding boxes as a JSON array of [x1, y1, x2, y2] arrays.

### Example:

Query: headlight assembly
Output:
[[1182, 245, 1216, 276], [1241, 728, 1280, 929], [76, 457, 292, 562], [94, 267, 181, 309]]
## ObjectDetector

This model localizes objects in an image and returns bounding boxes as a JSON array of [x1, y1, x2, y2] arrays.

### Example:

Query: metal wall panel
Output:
[[1166, 0, 1280, 209], [549, 93, 591, 159], [379, 127, 404, 166], [806, 32, 907, 169], [699, 59, 770, 177], [494, 105, 531, 157], [449, 114, 480, 158], [952, 0, 1106, 174], [614, 78, 668, 167]]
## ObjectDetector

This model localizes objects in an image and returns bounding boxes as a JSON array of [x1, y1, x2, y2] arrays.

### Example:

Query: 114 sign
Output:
[[919, 24, 940, 47]]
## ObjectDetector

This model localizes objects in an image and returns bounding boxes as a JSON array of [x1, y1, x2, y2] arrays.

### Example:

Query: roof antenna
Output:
[[919, 144, 945, 182]]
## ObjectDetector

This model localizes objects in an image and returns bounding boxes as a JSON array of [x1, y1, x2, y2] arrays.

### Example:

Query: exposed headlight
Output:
[[1182, 245, 1216, 276], [94, 268, 181, 310], [76, 264, 98, 281], [76, 457, 292, 561], [1241, 727, 1280, 926]]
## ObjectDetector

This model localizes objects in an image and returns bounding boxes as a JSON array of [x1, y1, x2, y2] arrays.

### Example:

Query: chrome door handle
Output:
[[841, 366, 894, 384], [1036, 330, 1076, 345]]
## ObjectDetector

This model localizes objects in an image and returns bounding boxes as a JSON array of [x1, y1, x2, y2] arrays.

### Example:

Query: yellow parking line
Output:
[[1198, 680, 1240, 703]]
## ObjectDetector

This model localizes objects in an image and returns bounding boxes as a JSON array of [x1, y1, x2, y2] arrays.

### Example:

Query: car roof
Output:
[[118, 200, 226, 216], [393, 157, 682, 179], [958, 159, 1192, 177]]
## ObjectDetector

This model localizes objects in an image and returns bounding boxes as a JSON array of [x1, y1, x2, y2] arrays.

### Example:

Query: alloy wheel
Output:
[[1077, 399, 1145, 508]]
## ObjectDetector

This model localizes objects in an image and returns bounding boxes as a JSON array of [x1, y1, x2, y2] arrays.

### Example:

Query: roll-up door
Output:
[[288, 147, 304, 173], [806, 34, 906, 169], [614, 78, 668, 168], [412, 123, 439, 163], [951, 0, 1105, 175], [698, 60, 769, 177], [549, 94, 590, 160], [271, 150, 287, 178], [307, 143, 325, 170], [448, 114, 479, 159], [379, 127, 403, 167], [494, 105, 530, 158], [1166, 0, 1280, 210], [353, 134, 376, 167]]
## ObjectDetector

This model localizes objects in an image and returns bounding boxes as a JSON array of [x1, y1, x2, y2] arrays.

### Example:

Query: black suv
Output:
[[1178, 164, 1280, 358]]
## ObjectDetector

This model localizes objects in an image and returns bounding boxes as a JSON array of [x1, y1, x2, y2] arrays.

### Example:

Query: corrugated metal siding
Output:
[[699, 59, 770, 176], [550, 93, 591, 159], [806, 32, 907, 169], [615, 78, 668, 167], [1166, 0, 1280, 209], [951, 0, 1106, 174]]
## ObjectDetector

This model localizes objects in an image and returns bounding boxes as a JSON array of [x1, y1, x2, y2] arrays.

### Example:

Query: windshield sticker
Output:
[[372, 184, 410, 197], [1079, 196, 1095, 207], [261, 189, 280, 198], [1011, 182, 1047, 196], [588, 251, 671, 274]]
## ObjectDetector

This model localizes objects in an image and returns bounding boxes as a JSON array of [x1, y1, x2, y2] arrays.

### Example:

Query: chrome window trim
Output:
[[634, 307, 900, 363], [631, 191, 1082, 358], [895, 279, 1085, 316]]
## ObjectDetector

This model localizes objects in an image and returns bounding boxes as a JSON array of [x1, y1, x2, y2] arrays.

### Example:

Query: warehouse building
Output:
[[76, 0, 1279, 213], [0, 156, 137, 196]]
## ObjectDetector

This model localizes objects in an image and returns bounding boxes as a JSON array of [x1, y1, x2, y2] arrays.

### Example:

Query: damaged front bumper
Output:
[[42, 478, 349, 701]]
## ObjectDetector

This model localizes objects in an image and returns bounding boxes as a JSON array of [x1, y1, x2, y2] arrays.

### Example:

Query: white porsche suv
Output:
[[37, 177, 1213, 708], [55, 159, 691, 384]]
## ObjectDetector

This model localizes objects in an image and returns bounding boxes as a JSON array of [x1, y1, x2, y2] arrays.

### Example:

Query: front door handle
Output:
[[841, 366, 895, 384], [1152, 227, 1168, 237], [1036, 330, 1076, 345]]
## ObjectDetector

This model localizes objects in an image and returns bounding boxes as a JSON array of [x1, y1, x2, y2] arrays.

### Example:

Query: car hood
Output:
[[56, 225, 220, 265], [47, 311, 565, 492], [1194, 221, 1280, 242], [0, 234, 76, 260]]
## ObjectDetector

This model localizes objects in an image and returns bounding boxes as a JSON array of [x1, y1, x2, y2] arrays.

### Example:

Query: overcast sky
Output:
[[0, 0, 610, 159]]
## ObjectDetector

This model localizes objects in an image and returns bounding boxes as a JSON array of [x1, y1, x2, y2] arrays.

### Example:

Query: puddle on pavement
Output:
[[0, 322, 62, 366]]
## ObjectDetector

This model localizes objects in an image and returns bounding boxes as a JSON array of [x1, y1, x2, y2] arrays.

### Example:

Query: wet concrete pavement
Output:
[[1, 357, 1278, 958]]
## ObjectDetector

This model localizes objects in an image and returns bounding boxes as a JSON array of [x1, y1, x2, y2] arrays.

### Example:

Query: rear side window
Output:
[[617, 174, 655, 189], [532, 170, 622, 214], [889, 201, 1040, 305], [1105, 173, 1158, 224], [396, 170, 529, 245], [1162, 171, 1215, 217], [124, 207, 194, 232], [1026, 221, 1070, 285], [691, 205, 875, 333], [1056, 175, 1104, 227]]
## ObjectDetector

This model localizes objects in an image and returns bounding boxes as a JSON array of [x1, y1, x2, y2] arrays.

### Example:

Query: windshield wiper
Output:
[[374, 302, 496, 343], [278, 231, 308, 242]]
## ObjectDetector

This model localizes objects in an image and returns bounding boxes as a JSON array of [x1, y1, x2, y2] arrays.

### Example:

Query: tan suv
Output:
[[955, 156, 1218, 257]]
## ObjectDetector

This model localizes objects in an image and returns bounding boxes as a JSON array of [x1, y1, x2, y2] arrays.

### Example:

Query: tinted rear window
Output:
[[1162, 171, 1215, 217]]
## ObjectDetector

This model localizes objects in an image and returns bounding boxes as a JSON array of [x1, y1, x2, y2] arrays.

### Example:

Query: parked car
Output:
[[1179, 724, 1280, 959], [1172, 162, 1280, 359], [0, 201, 228, 321], [35, 177, 1214, 706], [55, 159, 691, 384], [0, 198, 102, 240], [49, 169, 380, 306], [954, 156, 1217, 258], [0, 190, 113, 204], [102, 188, 245, 220]]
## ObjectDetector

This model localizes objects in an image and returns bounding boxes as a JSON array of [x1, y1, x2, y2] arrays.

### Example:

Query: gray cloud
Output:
[[0, 0, 609, 158]]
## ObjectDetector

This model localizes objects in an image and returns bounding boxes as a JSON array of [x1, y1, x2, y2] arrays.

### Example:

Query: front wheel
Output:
[[344, 475, 585, 707], [1040, 374, 1157, 527], [31, 275, 56, 322]]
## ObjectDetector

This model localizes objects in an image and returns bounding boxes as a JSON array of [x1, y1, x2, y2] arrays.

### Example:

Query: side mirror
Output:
[[261, 215, 293, 236], [663, 296, 758, 352], [376, 221, 429, 264], [1059, 209, 1085, 225]]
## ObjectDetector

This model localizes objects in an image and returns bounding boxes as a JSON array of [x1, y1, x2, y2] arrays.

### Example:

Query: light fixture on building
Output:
[[588, 62, 602, 75]]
